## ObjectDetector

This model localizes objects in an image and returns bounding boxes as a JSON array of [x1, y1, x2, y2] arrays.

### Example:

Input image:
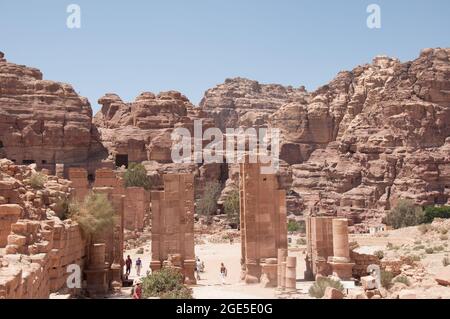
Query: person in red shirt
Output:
[[133, 282, 142, 299]]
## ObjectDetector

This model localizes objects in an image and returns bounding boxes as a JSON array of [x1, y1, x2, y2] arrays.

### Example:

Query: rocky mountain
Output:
[[0, 48, 449, 227], [0, 52, 106, 170], [200, 77, 308, 131], [287, 49, 450, 224]]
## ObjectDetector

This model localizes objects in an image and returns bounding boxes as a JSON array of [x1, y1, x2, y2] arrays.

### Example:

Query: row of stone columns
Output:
[[274, 249, 297, 292]]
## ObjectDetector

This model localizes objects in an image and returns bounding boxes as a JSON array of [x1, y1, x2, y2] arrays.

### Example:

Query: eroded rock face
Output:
[[94, 90, 211, 165], [199, 49, 450, 226], [200, 77, 308, 131], [0, 53, 107, 170], [1, 49, 449, 227], [287, 49, 450, 224]]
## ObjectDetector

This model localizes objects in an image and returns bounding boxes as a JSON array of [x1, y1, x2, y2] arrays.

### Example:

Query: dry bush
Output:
[[68, 192, 116, 238], [29, 172, 47, 189]]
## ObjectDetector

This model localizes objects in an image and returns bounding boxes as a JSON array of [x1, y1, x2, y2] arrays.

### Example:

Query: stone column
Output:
[[280, 261, 287, 290], [328, 218, 354, 280], [285, 256, 297, 292], [85, 243, 109, 296], [277, 248, 287, 290]]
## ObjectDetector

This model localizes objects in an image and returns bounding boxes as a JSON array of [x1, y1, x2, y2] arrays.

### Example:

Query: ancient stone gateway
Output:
[[150, 174, 196, 284], [239, 160, 288, 285]]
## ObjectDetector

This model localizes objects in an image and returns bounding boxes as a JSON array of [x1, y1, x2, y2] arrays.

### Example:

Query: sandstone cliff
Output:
[[0, 52, 107, 171]]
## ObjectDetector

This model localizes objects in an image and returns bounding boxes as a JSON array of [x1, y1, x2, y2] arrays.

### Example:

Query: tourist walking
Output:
[[220, 262, 227, 285], [136, 257, 142, 276], [125, 255, 132, 275]]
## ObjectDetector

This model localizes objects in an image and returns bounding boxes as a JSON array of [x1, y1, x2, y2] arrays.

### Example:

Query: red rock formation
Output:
[[200, 77, 308, 131], [0, 52, 107, 172], [284, 49, 450, 224]]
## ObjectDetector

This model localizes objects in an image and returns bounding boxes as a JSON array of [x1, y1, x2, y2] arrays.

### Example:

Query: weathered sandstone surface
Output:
[[0, 53, 107, 172]]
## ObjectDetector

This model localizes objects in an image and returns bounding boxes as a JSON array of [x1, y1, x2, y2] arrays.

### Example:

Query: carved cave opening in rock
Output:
[[23, 159, 35, 165], [115, 154, 129, 168]]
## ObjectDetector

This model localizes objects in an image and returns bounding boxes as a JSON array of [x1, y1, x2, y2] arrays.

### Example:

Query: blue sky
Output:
[[0, 0, 449, 112]]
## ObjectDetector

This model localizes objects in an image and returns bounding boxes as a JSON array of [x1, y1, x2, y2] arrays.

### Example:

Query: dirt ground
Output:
[[123, 240, 309, 299]]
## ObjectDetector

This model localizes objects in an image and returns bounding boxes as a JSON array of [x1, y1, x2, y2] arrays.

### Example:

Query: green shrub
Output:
[[296, 238, 307, 245], [413, 245, 425, 251], [414, 240, 422, 245], [308, 277, 344, 299], [425, 247, 434, 254], [384, 199, 424, 229], [223, 187, 240, 226], [423, 206, 450, 224], [287, 220, 300, 232], [393, 275, 411, 286], [196, 181, 222, 218], [380, 270, 394, 289], [68, 192, 116, 239], [142, 267, 193, 299], [440, 235, 449, 241], [123, 163, 152, 190], [29, 172, 47, 189], [374, 250, 385, 260]]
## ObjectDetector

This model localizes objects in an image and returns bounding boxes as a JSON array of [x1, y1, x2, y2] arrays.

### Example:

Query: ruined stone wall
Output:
[[0, 204, 22, 247], [150, 174, 196, 284], [239, 161, 287, 283], [0, 219, 85, 299], [68, 167, 90, 202], [350, 249, 380, 279]]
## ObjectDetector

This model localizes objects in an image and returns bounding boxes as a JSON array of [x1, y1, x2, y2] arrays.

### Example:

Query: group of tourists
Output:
[[124, 255, 143, 276], [125, 254, 229, 299]]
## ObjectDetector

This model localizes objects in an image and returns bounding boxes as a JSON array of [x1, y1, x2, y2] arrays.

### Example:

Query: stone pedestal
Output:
[[260, 258, 278, 288], [183, 259, 197, 285], [86, 243, 109, 296], [328, 219, 354, 280], [285, 256, 297, 292], [245, 259, 260, 284]]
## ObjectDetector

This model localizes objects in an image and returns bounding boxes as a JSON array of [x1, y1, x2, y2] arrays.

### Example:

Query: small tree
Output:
[[287, 220, 301, 232], [68, 192, 116, 239], [142, 267, 193, 299], [308, 277, 344, 298], [224, 187, 240, 226], [29, 172, 47, 189], [384, 199, 424, 229], [423, 206, 450, 223], [123, 163, 152, 190], [196, 181, 222, 218]]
